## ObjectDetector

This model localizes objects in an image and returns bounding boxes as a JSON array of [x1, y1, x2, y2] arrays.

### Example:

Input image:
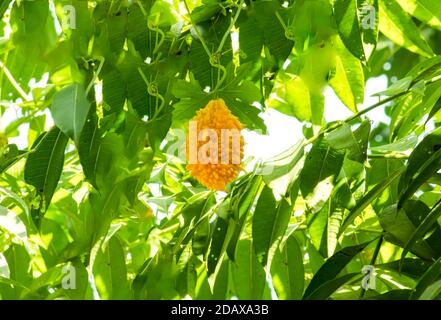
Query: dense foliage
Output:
[[0, 0, 441, 300]]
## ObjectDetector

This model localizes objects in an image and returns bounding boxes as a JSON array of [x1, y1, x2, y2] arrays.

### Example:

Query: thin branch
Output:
[[216, 0, 245, 54], [367, 153, 409, 159], [303, 75, 441, 147], [183, 0, 212, 58]]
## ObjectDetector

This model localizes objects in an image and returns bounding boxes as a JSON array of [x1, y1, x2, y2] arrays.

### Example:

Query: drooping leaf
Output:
[[410, 256, 441, 299], [401, 200, 441, 262], [378, 204, 435, 260], [231, 239, 267, 300], [334, 0, 379, 61], [304, 273, 362, 300], [24, 127, 68, 215], [329, 37, 365, 112], [270, 235, 304, 299], [252, 186, 293, 266], [399, 127, 441, 206], [379, 0, 434, 57], [93, 236, 132, 299], [258, 140, 304, 199], [341, 164, 405, 234], [51, 83, 91, 144], [300, 138, 345, 212], [325, 121, 370, 163], [395, 0, 441, 30], [207, 215, 234, 277], [303, 239, 375, 299]]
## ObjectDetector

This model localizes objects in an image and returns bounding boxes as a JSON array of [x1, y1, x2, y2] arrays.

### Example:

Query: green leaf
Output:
[[379, 0, 433, 57], [378, 204, 435, 260], [399, 127, 441, 206], [24, 127, 68, 214], [270, 235, 304, 299], [51, 83, 91, 144], [309, 162, 360, 256], [408, 56, 441, 83], [377, 258, 432, 279], [132, 248, 179, 299], [4, 243, 31, 298], [176, 245, 197, 297], [374, 76, 413, 96], [238, 10, 264, 64], [300, 138, 345, 212], [334, 0, 379, 61], [334, 0, 365, 60], [418, 280, 441, 300], [192, 216, 210, 256], [78, 111, 102, 188], [127, 3, 153, 60], [401, 200, 441, 262], [304, 273, 362, 300], [410, 256, 441, 299], [340, 164, 405, 234], [22, 263, 71, 298], [308, 198, 330, 255], [400, 149, 441, 206], [325, 121, 370, 163], [62, 258, 91, 300], [303, 239, 375, 299], [391, 83, 441, 139], [4, 243, 31, 285], [329, 37, 365, 112], [395, 0, 441, 29], [0, 144, 25, 174], [258, 140, 304, 199], [231, 239, 267, 300], [102, 69, 126, 115], [332, 158, 365, 210], [207, 215, 234, 277], [268, 73, 312, 122], [191, 0, 221, 24], [149, 0, 178, 27], [252, 186, 293, 266], [172, 75, 265, 131], [93, 236, 132, 299], [370, 135, 418, 153], [226, 175, 263, 260], [427, 96, 441, 125], [365, 289, 412, 300], [252, 1, 293, 62], [212, 258, 230, 299]]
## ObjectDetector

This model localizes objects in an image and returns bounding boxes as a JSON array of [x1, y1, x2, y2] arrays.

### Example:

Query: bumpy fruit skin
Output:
[[186, 99, 244, 191]]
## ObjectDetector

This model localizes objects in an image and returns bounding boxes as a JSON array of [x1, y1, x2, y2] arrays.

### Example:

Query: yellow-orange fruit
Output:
[[186, 99, 244, 191]]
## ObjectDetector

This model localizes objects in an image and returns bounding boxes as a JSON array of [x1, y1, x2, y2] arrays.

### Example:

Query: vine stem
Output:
[[274, 11, 287, 30], [213, 64, 227, 92], [85, 57, 105, 96], [138, 67, 165, 122], [0, 60, 31, 102], [183, 0, 212, 58], [216, 0, 245, 54]]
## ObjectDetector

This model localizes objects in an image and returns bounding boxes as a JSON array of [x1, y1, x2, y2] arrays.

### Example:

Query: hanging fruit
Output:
[[186, 99, 244, 191]]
